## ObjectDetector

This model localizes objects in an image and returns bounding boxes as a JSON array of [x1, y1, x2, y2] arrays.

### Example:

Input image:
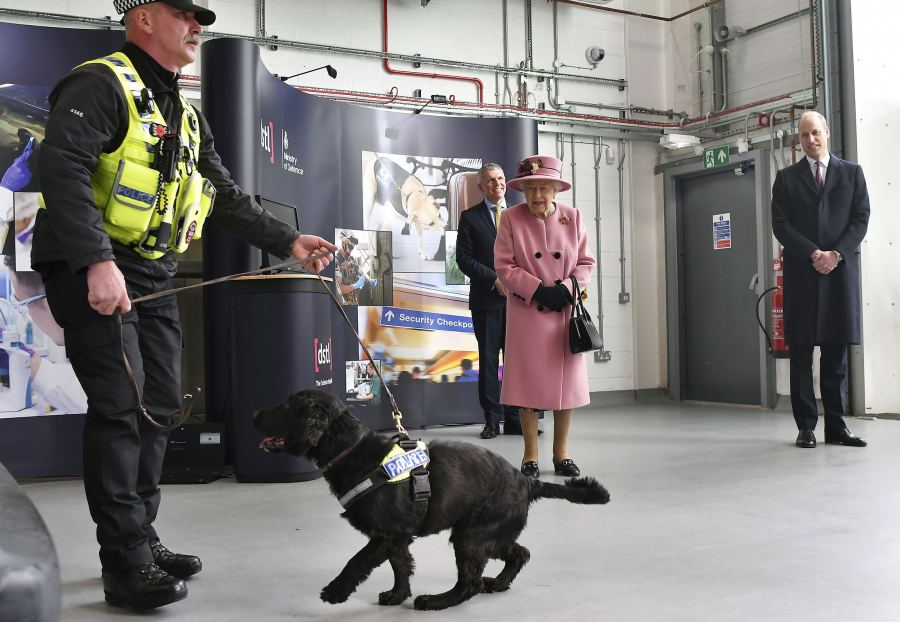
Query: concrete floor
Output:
[[21, 401, 900, 622]]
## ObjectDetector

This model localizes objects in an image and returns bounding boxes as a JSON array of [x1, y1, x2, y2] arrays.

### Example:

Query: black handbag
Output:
[[568, 276, 603, 354]]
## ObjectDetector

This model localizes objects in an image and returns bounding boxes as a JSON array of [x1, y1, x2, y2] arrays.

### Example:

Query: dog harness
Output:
[[337, 437, 432, 532]]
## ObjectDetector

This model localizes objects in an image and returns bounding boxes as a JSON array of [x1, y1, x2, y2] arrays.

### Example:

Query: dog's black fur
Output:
[[253, 389, 610, 610]]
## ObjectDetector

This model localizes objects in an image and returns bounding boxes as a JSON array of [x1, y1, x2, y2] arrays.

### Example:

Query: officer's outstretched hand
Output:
[[87, 260, 131, 315], [291, 235, 338, 273]]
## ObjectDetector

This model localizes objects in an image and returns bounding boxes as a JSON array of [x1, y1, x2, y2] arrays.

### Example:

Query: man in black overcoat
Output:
[[772, 110, 870, 448], [456, 164, 520, 438]]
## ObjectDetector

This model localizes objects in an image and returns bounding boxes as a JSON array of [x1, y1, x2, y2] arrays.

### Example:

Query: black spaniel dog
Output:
[[253, 389, 610, 610]]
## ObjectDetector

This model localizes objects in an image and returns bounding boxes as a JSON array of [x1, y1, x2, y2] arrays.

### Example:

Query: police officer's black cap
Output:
[[114, 0, 216, 26]]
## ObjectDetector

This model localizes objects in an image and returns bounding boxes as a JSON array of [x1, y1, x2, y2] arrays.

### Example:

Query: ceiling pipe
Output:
[[555, 0, 723, 22], [0, 7, 625, 90], [548, 0, 573, 113], [501, 0, 514, 105], [178, 67, 810, 136], [381, 0, 484, 104], [255, 0, 265, 38], [290, 84, 808, 131], [745, 6, 810, 37], [181, 66, 812, 136]]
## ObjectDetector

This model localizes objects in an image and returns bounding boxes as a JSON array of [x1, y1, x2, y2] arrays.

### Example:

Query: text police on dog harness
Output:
[[335, 436, 431, 532]]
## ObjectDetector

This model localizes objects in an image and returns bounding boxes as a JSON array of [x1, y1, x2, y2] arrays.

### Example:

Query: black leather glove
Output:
[[532, 283, 572, 312]]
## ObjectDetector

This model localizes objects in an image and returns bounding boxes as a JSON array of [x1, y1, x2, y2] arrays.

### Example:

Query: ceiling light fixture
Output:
[[659, 133, 701, 149]]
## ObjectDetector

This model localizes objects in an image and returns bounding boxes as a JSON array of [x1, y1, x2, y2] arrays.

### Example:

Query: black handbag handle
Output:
[[569, 275, 586, 321]]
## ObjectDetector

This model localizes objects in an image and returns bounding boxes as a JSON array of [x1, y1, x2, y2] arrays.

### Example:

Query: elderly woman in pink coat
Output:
[[494, 155, 595, 478]]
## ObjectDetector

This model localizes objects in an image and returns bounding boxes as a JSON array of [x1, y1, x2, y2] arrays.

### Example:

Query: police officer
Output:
[[33, 0, 336, 610]]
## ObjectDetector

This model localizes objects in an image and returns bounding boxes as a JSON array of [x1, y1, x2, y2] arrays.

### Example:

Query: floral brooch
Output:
[[559, 214, 570, 225]]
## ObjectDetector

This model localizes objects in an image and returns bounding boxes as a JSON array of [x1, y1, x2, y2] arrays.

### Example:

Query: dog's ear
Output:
[[301, 395, 337, 447]]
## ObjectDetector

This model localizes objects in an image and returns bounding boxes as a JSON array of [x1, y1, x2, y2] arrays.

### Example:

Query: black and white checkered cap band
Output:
[[114, 0, 153, 14], [113, 0, 215, 25]]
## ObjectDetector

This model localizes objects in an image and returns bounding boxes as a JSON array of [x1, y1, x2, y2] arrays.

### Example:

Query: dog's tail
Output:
[[530, 477, 610, 505]]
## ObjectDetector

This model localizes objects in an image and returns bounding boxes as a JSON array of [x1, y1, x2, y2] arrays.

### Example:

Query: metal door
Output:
[[679, 164, 761, 405]]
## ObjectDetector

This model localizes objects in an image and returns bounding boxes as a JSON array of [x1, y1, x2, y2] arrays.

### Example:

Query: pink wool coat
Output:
[[495, 202, 595, 411]]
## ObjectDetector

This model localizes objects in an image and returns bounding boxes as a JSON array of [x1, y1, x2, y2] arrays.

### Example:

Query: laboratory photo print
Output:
[[334, 228, 393, 307], [345, 359, 382, 407], [0, 195, 88, 418], [0, 84, 88, 418], [361, 150, 481, 273]]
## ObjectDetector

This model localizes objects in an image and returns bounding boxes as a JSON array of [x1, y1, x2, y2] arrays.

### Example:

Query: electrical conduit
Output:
[[382, 0, 484, 104]]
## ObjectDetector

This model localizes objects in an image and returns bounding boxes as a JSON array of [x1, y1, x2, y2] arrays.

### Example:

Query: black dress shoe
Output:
[[824, 428, 867, 447], [479, 425, 498, 439], [103, 562, 187, 610], [552, 458, 581, 477], [520, 461, 539, 478], [150, 540, 202, 579], [796, 429, 816, 448]]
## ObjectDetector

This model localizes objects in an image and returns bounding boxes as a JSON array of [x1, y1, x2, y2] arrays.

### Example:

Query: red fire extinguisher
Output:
[[770, 249, 790, 358]]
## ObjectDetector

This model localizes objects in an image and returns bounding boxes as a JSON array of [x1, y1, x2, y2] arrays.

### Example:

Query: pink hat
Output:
[[506, 155, 572, 192]]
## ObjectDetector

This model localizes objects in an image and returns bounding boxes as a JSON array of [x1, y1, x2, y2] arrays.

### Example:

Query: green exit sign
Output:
[[704, 146, 730, 169]]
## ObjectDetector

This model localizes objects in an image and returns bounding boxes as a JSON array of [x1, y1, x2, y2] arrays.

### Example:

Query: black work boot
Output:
[[150, 539, 203, 579], [102, 562, 187, 610]]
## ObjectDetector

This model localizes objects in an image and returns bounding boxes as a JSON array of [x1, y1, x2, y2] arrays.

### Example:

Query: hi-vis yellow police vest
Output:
[[84, 52, 215, 259]]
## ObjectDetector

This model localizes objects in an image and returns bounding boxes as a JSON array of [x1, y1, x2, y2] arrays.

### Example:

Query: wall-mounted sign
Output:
[[713, 213, 732, 250], [704, 146, 730, 169]]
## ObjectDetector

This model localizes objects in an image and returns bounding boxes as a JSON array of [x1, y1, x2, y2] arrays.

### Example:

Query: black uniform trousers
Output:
[[37, 257, 181, 571], [789, 343, 849, 433], [470, 306, 518, 431]]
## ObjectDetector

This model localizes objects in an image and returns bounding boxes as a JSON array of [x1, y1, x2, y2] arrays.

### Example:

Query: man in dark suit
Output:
[[772, 110, 870, 448], [456, 163, 519, 439]]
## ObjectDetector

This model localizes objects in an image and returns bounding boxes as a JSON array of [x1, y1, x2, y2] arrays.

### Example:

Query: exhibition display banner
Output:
[[241, 44, 537, 427], [0, 22, 124, 476]]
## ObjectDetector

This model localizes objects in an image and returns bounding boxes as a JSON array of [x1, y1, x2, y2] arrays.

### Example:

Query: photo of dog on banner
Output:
[[361, 151, 481, 272]]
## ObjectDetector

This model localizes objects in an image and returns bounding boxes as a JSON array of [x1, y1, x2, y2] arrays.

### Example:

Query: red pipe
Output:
[[296, 86, 794, 131], [182, 70, 797, 132], [381, 0, 483, 104]]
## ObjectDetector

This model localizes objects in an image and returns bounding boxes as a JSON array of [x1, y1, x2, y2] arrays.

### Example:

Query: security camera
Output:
[[714, 25, 746, 42], [585, 46, 605, 67]]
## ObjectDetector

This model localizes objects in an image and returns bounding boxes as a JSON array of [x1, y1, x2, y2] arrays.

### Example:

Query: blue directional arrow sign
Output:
[[380, 306, 474, 334]]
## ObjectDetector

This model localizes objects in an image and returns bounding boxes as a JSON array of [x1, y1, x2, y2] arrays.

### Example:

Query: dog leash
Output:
[[120, 250, 408, 435]]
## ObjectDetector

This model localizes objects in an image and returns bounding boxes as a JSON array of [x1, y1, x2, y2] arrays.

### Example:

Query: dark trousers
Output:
[[470, 307, 517, 430], [789, 343, 849, 433], [38, 259, 181, 571]]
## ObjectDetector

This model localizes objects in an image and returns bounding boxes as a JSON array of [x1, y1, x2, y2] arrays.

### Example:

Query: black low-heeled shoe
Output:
[[552, 458, 580, 477], [520, 461, 539, 478]]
